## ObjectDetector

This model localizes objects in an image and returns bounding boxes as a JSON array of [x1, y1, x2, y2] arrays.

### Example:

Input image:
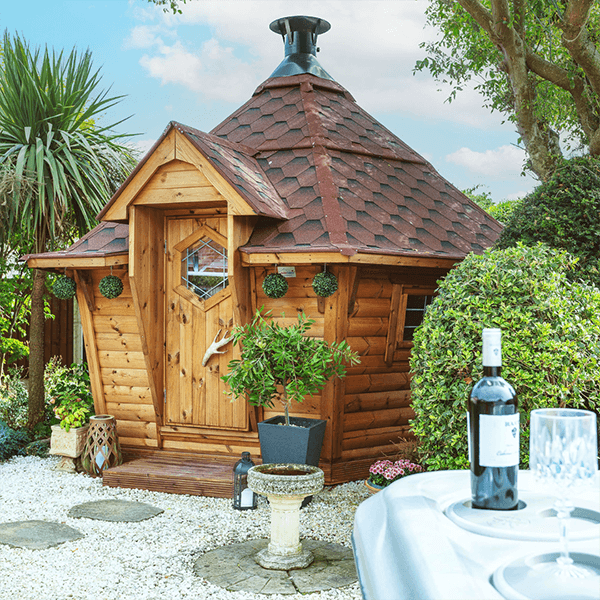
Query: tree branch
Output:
[[560, 0, 600, 98]]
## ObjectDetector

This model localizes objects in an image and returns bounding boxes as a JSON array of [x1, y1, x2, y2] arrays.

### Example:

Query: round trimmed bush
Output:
[[99, 275, 124, 299], [409, 244, 600, 471], [496, 155, 600, 287], [262, 273, 288, 299], [53, 276, 76, 300], [312, 271, 338, 297]]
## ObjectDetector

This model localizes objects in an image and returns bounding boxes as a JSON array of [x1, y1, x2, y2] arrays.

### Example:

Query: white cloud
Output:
[[125, 25, 162, 49], [445, 145, 527, 179], [127, 0, 504, 129]]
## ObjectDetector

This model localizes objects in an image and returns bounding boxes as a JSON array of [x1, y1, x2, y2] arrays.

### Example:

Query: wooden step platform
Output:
[[102, 453, 238, 498]]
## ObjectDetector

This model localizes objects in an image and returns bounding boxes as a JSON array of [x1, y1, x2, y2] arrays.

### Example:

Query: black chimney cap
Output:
[[268, 15, 334, 81]]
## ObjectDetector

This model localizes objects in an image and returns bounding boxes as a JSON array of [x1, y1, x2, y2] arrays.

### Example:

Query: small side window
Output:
[[402, 295, 433, 341]]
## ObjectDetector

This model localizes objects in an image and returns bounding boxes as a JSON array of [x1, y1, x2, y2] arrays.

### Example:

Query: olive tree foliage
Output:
[[416, 1, 600, 180], [0, 32, 136, 429], [409, 244, 600, 471]]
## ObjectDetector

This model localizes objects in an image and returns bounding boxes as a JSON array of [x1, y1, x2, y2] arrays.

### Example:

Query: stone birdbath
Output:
[[248, 463, 324, 570]]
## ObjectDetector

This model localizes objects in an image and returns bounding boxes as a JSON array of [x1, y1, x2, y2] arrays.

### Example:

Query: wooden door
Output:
[[164, 216, 247, 430]]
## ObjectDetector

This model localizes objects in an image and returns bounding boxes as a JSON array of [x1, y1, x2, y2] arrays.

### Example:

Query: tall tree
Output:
[[416, 0, 600, 180], [0, 32, 136, 429]]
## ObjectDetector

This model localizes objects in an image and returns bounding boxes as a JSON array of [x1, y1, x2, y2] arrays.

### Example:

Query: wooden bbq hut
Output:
[[27, 16, 501, 495]]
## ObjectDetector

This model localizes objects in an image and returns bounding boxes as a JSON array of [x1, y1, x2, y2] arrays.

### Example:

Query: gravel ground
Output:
[[0, 455, 370, 600]]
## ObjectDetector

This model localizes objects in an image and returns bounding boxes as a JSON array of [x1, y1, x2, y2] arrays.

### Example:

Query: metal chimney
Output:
[[268, 16, 334, 80]]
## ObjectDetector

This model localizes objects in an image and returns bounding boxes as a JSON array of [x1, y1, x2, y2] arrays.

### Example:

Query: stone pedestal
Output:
[[248, 463, 324, 570]]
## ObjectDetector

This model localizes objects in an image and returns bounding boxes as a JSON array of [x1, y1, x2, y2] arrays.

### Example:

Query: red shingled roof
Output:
[[209, 74, 501, 258], [42, 61, 501, 264]]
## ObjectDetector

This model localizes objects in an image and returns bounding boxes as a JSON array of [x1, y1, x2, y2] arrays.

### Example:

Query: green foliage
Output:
[[0, 367, 29, 429], [53, 276, 77, 300], [312, 271, 339, 298], [98, 275, 124, 299], [0, 32, 137, 253], [416, 1, 600, 174], [0, 253, 31, 371], [464, 187, 521, 225], [148, 0, 187, 14], [496, 156, 600, 287], [0, 418, 30, 461], [223, 310, 360, 425], [409, 244, 600, 471], [45, 358, 94, 431], [262, 273, 289, 299]]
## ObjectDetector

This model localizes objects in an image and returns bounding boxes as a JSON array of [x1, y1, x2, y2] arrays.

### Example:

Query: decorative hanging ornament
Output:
[[53, 276, 77, 300], [312, 270, 338, 298], [99, 273, 124, 299], [262, 272, 288, 299]]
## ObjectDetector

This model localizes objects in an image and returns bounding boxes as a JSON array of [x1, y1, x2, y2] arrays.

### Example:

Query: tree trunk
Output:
[[27, 268, 46, 430]]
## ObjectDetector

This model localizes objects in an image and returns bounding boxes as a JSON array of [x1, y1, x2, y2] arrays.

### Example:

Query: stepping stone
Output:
[[0, 520, 83, 549], [68, 499, 163, 522], [193, 539, 357, 595]]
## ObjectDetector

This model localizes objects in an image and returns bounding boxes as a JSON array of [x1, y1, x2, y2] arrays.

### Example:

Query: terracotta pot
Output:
[[365, 479, 386, 494]]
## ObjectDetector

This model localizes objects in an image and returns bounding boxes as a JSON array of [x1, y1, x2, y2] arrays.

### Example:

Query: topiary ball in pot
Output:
[[53, 276, 77, 300], [99, 275, 124, 299], [262, 273, 288, 299], [312, 271, 338, 297]]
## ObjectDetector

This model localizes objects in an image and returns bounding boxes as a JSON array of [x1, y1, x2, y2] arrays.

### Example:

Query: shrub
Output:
[[496, 155, 600, 287], [45, 358, 94, 431], [409, 244, 600, 471], [0, 367, 29, 429], [0, 418, 29, 461]]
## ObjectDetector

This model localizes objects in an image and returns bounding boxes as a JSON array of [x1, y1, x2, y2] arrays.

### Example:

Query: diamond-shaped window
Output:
[[181, 236, 228, 300]]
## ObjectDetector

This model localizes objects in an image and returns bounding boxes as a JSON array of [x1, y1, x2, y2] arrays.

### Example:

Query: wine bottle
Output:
[[468, 328, 519, 510]]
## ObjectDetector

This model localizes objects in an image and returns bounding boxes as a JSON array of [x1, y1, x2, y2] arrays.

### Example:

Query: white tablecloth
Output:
[[352, 470, 600, 600]]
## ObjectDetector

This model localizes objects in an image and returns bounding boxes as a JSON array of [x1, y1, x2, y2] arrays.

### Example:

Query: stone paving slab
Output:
[[68, 500, 163, 522], [193, 539, 357, 595], [0, 521, 84, 550]]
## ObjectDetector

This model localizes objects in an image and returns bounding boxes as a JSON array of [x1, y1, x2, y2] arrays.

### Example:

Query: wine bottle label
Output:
[[479, 413, 520, 467]]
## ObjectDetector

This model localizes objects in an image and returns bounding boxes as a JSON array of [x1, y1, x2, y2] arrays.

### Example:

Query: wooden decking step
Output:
[[102, 455, 237, 498]]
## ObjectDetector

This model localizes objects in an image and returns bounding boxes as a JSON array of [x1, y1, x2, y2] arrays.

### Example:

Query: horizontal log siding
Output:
[[341, 270, 415, 461], [254, 265, 325, 422], [90, 268, 158, 448]]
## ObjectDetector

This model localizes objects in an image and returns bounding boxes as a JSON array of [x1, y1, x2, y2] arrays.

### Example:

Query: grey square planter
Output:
[[258, 416, 327, 467]]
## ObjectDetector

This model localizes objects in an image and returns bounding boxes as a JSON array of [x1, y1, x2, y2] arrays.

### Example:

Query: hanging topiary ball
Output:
[[99, 275, 124, 299], [312, 271, 338, 298], [262, 273, 288, 299], [53, 276, 77, 300]]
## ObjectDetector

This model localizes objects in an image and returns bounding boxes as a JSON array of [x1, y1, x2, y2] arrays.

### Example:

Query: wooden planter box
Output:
[[49, 424, 89, 458]]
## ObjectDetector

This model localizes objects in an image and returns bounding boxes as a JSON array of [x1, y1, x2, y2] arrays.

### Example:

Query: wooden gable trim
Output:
[[100, 130, 177, 222], [241, 252, 460, 269], [174, 132, 257, 217], [26, 254, 129, 271]]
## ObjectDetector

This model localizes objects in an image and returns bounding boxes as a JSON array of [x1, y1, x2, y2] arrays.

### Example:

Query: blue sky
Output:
[[2, 0, 538, 202]]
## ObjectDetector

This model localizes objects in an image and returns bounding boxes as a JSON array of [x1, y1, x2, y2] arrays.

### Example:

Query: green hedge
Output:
[[409, 244, 600, 471], [496, 156, 600, 287]]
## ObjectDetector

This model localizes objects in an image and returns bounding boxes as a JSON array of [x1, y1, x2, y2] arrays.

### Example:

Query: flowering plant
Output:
[[367, 458, 424, 488], [46, 361, 94, 432]]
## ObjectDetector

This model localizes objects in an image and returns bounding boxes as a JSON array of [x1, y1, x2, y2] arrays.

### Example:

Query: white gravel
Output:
[[0, 455, 369, 600]]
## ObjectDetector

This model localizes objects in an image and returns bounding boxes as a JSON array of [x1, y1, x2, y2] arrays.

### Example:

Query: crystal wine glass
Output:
[[529, 408, 598, 578]]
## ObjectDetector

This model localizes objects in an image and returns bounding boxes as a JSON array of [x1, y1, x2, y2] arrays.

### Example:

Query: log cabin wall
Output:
[[74, 267, 159, 451]]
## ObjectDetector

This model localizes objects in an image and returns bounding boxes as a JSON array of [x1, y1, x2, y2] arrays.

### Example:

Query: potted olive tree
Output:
[[222, 310, 359, 467]]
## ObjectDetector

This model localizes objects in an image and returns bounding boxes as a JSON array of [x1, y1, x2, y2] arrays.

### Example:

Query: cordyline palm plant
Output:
[[222, 310, 360, 426], [0, 32, 136, 429]]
